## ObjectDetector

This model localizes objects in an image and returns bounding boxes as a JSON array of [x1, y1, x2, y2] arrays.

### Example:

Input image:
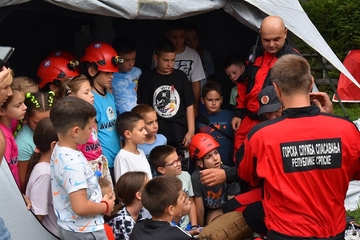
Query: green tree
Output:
[[300, 0, 360, 60]]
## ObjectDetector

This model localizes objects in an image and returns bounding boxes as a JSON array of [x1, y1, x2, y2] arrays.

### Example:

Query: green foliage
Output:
[[299, 0, 360, 60]]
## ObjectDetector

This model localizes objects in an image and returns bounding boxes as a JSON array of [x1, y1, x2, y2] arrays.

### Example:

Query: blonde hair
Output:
[[0, 68, 14, 89], [13, 76, 39, 94]]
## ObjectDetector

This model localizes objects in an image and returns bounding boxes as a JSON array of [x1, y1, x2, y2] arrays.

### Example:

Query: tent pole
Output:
[[316, 53, 348, 118]]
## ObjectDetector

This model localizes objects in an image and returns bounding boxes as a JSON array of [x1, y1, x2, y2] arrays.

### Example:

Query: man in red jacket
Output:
[[232, 15, 300, 153], [237, 54, 360, 240]]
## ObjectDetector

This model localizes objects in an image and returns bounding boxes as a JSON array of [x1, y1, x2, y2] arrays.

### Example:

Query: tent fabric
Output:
[[0, 0, 357, 89], [333, 50, 360, 102], [0, 160, 59, 240]]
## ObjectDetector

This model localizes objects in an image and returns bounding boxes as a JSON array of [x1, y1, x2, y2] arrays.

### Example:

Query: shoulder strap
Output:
[[196, 113, 234, 142]]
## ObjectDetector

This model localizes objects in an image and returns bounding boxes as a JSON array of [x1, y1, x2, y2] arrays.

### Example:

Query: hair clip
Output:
[[66, 86, 72, 95], [26, 92, 40, 109], [48, 91, 55, 107]]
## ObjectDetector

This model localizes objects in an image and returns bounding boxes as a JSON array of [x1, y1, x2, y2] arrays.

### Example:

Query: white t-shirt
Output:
[[114, 149, 152, 183], [50, 144, 104, 233], [177, 171, 194, 229], [25, 162, 60, 237]]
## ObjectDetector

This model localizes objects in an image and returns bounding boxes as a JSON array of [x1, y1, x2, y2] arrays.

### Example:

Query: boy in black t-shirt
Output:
[[129, 175, 194, 240], [137, 39, 195, 155]]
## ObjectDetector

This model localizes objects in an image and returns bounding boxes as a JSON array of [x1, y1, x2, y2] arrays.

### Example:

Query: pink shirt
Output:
[[77, 127, 103, 161], [0, 123, 20, 188]]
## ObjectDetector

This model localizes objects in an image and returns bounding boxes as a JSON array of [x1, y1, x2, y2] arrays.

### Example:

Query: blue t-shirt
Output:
[[93, 91, 121, 168], [15, 124, 35, 161], [137, 134, 167, 159], [196, 110, 234, 167], [112, 67, 142, 114]]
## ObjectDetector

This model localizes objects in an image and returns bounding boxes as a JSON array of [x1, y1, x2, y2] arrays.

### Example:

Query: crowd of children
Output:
[[0, 16, 354, 240]]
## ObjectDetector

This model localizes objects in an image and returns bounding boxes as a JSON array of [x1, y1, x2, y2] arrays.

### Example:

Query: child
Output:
[[58, 74, 113, 185], [114, 112, 152, 182], [196, 81, 234, 167], [24, 118, 59, 237], [107, 171, 151, 240], [0, 82, 27, 188], [129, 175, 194, 240], [98, 177, 116, 240], [112, 36, 142, 114], [80, 42, 121, 181], [49, 96, 115, 240], [149, 145, 199, 234], [131, 104, 167, 158], [222, 54, 245, 108], [188, 133, 240, 226], [16, 91, 54, 193], [137, 39, 195, 155]]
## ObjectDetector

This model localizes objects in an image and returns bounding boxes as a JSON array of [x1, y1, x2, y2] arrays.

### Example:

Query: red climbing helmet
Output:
[[37, 56, 80, 89], [189, 133, 220, 160], [48, 50, 77, 62], [80, 42, 123, 73]]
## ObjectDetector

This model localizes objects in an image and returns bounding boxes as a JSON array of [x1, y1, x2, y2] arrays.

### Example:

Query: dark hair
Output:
[[165, 20, 186, 33], [112, 36, 137, 55], [142, 175, 183, 217], [108, 171, 148, 220], [50, 96, 96, 135], [1, 82, 24, 109], [24, 118, 58, 189], [154, 39, 175, 57], [222, 53, 245, 70], [149, 145, 176, 173], [131, 104, 155, 117], [201, 81, 222, 98], [58, 75, 90, 98], [115, 111, 143, 138], [24, 91, 55, 117]]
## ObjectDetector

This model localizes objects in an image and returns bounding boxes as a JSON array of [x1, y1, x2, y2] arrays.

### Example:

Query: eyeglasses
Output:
[[163, 157, 182, 168]]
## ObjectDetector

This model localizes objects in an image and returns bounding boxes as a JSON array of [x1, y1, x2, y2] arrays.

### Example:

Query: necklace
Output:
[[93, 86, 106, 96]]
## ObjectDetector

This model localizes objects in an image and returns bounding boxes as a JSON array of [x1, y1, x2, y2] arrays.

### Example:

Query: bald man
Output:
[[232, 16, 301, 153]]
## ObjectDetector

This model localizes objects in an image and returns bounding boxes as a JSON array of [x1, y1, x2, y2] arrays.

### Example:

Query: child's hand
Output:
[[182, 131, 194, 148], [188, 226, 202, 236], [101, 194, 115, 216], [231, 117, 242, 131]]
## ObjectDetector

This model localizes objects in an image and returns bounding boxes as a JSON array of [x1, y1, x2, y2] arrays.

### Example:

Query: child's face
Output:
[[172, 190, 187, 218], [185, 29, 199, 51], [76, 117, 96, 145], [94, 71, 114, 89], [197, 149, 222, 169], [28, 110, 50, 131], [72, 81, 94, 105], [154, 52, 176, 75], [166, 30, 186, 52], [3, 91, 27, 121], [201, 90, 222, 114], [225, 64, 245, 84], [102, 185, 116, 202], [143, 111, 158, 137], [181, 194, 192, 216], [161, 151, 182, 176], [0, 84, 12, 107], [119, 51, 136, 73], [129, 119, 147, 145]]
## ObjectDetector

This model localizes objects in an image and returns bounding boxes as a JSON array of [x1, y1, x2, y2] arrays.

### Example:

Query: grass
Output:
[[317, 85, 360, 121]]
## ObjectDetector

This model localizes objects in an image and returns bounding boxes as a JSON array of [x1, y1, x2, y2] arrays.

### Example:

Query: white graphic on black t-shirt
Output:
[[153, 85, 180, 118], [174, 60, 193, 77]]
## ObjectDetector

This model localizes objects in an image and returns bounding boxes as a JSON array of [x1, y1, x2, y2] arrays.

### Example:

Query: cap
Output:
[[258, 85, 281, 116]]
